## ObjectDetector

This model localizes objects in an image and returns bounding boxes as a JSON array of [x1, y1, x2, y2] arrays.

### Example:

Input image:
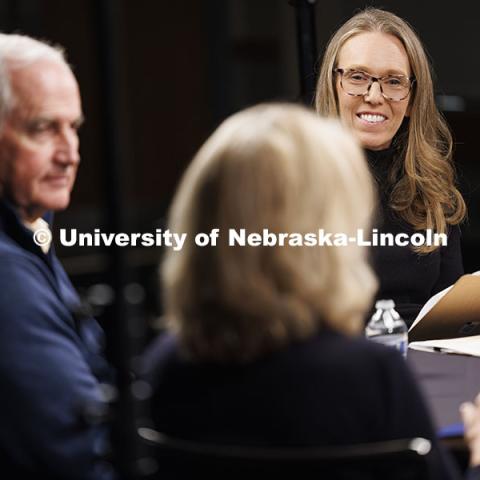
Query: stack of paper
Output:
[[409, 335, 480, 356]]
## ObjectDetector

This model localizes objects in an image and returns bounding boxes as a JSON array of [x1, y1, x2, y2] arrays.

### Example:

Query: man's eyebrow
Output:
[[23, 116, 52, 129], [22, 114, 85, 132]]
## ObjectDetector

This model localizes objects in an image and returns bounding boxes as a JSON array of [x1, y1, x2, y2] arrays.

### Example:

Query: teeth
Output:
[[359, 114, 386, 123]]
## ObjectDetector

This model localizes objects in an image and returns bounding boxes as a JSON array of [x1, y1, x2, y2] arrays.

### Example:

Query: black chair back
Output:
[[138, 427, 433, 480]]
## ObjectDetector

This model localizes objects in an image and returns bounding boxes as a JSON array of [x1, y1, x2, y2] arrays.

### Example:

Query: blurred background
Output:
[[1, 0, 479, 333]]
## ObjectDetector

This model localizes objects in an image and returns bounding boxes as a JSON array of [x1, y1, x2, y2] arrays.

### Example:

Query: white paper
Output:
[[409, 335, 480, 357]]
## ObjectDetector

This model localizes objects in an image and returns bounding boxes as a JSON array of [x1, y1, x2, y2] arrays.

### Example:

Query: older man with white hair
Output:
[[0, 34, 114, 479]]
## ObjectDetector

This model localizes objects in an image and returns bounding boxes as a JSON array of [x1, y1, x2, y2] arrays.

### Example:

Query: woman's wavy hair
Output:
[[162, 103, 378, 363], [315, 7, 466, 253]]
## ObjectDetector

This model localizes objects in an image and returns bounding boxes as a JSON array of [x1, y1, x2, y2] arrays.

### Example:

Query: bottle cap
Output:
[[375, 299, 395, 310]]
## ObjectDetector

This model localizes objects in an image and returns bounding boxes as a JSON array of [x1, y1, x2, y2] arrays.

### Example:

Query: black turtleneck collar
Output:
[[364, 145, 396, 187], [365, 145, 396, 165]]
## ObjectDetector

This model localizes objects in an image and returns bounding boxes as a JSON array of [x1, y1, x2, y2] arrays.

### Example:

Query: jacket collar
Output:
[[0, 198, 54, 258]]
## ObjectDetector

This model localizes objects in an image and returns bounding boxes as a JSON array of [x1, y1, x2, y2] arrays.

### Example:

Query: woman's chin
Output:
[[358, 133, 392, 151]]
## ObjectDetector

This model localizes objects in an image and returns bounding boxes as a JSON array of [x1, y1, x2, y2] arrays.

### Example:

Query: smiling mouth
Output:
[[357, 113, 387, 124]]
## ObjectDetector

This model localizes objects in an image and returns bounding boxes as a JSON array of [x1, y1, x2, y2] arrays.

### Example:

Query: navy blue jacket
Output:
[[0, 200, 114, 479]]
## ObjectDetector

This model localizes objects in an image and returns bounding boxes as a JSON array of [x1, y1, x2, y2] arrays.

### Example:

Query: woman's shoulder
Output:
[[140, 328, 409, 393], [255, 328, 407, 383], [142, 328, 403, 365]]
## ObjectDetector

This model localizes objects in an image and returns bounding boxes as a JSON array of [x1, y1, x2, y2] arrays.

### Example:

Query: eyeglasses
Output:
[[334, 68, 415, 102]]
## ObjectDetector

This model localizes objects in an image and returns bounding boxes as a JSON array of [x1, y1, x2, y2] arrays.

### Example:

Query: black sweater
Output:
[[366, 148, 463, 327], [145, 330, 465, 479]]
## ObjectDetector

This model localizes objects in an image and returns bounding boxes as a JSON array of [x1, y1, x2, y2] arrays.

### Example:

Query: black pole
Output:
[[290, 0, 318, 106], [93, 1, 139, 478]]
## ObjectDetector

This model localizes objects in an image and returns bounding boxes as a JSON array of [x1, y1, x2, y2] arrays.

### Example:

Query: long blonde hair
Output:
[[162, 103, 377, 363], [315, 7, 466, 253]]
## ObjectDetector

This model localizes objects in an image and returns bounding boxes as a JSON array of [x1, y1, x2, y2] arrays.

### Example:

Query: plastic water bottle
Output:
[[365, 299, 408, 358]]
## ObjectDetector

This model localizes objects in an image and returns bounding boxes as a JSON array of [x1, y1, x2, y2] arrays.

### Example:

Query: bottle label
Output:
[[369, 334, 408, 358], [397, 339, 408, 358]]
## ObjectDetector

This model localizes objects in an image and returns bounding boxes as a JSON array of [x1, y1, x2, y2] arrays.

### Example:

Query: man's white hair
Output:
[[0, 33, 68, 127]]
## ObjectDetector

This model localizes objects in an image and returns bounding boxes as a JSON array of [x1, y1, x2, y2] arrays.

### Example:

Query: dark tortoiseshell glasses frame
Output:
[[334, 68, 415, 102]]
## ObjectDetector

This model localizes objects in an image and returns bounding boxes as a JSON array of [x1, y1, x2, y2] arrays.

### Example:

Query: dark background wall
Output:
[[1, 0, 479, 325]]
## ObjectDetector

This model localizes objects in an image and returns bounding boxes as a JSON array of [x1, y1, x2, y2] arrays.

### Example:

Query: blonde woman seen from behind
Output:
[[143, 103, 471, 479]]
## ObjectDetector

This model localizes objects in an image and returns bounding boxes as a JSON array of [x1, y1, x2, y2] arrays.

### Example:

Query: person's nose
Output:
[[363, 80, 384, 105], [55, 127, 80, 166]]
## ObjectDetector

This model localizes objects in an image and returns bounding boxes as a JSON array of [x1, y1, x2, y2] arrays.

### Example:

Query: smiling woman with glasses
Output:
[[315, 8, 466, 326]]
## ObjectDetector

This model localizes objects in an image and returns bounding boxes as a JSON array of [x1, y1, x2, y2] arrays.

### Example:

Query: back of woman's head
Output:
[[163, 103, 377, 363]]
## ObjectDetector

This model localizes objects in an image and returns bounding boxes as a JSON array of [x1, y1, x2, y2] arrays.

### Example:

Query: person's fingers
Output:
[[461, 401, 480, 467], [461, 403, 480, 442], [460, 402, 476, 426]]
